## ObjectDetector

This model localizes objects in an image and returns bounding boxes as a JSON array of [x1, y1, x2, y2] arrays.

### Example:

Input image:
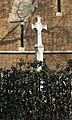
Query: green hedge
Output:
[[0, 60, 72, 120]]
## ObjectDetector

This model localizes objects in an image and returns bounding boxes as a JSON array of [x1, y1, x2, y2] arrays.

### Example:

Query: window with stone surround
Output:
[[19, 22, 25, 51], [57, 0, 61, 12]]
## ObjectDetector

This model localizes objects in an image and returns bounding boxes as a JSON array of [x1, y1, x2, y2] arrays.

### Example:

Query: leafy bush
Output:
[[0, 60, 72, 120]]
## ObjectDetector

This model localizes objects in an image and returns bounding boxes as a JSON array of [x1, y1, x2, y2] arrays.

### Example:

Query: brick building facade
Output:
[[0, 0, 72, 70]]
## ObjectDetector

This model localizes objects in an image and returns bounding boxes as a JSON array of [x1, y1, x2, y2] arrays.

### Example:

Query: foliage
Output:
[[67, 59, 72, 69], [0, 60, 72, 120]]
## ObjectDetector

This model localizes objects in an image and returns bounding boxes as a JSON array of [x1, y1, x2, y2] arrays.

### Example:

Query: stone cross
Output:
[[32, 16, 47, 71]]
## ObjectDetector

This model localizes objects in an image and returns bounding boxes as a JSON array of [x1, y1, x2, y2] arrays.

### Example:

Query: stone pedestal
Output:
[[35, 45, 44, 71], [34, 44, 44, 62]]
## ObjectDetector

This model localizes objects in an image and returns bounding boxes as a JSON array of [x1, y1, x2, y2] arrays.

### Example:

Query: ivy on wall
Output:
[[0, 59, 72, 120]]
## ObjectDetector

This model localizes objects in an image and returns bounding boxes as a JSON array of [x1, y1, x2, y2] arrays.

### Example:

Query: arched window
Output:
[[19, 22, 25, 51], [57, 0, 61, 12]]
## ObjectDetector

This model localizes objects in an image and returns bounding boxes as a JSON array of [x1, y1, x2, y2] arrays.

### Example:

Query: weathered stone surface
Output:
[[9, 0, 38, 22]]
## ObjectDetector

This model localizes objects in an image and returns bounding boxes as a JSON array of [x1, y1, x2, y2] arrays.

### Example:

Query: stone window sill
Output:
[[56, 12, 62, 16], [19, 47, 25, 51]]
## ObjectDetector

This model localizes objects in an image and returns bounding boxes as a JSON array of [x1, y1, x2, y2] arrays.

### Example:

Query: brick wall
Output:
[[0, 0, 72, 70]]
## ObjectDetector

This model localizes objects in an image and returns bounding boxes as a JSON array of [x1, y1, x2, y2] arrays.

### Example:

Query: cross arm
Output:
[[42, 25, 47, 30]]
